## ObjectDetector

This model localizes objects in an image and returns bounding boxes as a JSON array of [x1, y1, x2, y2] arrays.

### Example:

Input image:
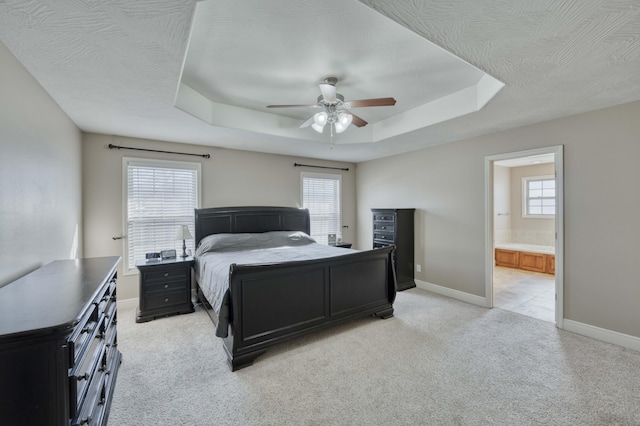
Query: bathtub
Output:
[[494, 243, 555, 274]]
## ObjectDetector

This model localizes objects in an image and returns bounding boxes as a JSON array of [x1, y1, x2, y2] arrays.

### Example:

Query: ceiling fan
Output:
[[266, 77, 396, 134]]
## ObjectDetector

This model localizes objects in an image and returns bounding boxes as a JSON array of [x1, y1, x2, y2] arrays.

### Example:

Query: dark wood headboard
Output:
[[194, 206, 311, 246]]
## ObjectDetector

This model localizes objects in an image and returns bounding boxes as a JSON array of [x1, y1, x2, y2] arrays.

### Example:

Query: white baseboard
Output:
[[117, 297, 138, 310], [415, 279, 489, 307], [415, 280, 640, 353], [563, 319, 640, 353]]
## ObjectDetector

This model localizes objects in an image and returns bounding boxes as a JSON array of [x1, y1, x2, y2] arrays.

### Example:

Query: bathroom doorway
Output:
[[485, 146, 564, 327]]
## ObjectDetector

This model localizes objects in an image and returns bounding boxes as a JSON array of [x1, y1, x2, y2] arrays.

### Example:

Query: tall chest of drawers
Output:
[[0, 257, 122, 426], [372, 208, 416, 291]]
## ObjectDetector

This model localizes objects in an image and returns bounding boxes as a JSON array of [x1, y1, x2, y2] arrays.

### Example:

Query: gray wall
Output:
[[356, 101, 640, 338], [82, 133, 357, 300], [0, 41, 82, 287]]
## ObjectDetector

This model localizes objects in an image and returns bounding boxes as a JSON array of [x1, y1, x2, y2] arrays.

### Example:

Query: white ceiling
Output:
[[1, 0, 639, 163]]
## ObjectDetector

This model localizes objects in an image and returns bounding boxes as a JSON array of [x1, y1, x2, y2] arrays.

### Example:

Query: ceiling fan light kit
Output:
[[267, 77, 396, 139]]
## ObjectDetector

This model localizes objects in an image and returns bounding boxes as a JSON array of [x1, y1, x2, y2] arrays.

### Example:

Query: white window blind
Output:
[[301, 172, 341, 244], [124, 158, 200, 271], [523, 176, 555, 217]]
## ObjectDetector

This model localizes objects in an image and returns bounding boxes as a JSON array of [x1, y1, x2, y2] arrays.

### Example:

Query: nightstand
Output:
[[135, 257, 195, 323]]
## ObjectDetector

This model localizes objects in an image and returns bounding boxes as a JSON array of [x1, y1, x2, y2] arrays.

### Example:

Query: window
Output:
[[523, 176, 555, 217], [124, 158, 200, 272], [301, 172, 341, 244]]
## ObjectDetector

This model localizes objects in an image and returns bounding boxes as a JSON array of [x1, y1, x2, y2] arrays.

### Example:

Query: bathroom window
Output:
[[523, 176, 555, 218]]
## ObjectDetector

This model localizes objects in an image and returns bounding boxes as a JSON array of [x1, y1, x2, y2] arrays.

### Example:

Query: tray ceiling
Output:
[[1, 0, 639, 162]]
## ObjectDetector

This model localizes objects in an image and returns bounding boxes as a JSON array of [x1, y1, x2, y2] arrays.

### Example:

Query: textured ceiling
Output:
[[176, 0, 503, 146], [1, 0, 639, 162]]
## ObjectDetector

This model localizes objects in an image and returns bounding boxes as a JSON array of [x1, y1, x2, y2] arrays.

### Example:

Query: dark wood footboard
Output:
[[194, 206, 397, 371], [213, 245, 396, 371]]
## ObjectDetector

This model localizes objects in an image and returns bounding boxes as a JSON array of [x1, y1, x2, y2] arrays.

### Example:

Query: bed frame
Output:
[[194, 206, 396, 371]]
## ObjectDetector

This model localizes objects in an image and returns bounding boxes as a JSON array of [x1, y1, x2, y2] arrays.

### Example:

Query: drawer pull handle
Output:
[[164, 298, 169, 303], [164, 284, 169, 288], [76, 373, 90, 381], [164, 273, 169, 277]]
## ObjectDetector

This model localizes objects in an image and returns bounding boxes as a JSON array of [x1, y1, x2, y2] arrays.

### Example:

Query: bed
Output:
[[194, 206, 396, 371]]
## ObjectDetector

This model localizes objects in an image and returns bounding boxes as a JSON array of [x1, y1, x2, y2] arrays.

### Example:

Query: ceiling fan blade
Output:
[[343, 97, 396, 108], [345, 110, 368, 127], [319, 83, 337, 103], [299, 116, 315, 128], [266, 104, 321, 109]]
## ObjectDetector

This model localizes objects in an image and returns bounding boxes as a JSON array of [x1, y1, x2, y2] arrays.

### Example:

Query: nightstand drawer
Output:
[[145, 291, 189, 310], [145, 268, 187, 284], [146, 279, 188, 293]]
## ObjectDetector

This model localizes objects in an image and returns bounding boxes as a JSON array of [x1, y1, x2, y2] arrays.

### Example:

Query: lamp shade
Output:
[[311, 122, 325, 133], [313, 111, 328, 126], [334, 112, 353, 133], [175, 225, 193, 240]]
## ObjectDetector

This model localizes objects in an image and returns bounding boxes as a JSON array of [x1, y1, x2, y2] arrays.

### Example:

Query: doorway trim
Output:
[[484, 145, 564, 328]]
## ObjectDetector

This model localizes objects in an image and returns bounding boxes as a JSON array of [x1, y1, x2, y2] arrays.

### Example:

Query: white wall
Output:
[[82, 133, 357, 300], [493, 165, 511, 244], [0, 41, 82, 287], [357, 101, 640, 338]]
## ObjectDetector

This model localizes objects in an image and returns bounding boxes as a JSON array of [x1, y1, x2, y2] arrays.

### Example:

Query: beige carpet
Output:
[[108, 289, 640, 425]]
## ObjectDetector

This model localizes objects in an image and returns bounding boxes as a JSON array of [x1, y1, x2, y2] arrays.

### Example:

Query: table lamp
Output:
[[175, 225, 193, 258]]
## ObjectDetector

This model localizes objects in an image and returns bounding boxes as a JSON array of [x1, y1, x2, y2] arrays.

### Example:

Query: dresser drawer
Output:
[[374, 232, 395, 242], [374, 223, 395, 232], [68, 304, 100, 368], [373, 242, 394, 249], [145, 291, 189, 310], [373, 213, 395, 222], [73, 367, 108, 426]]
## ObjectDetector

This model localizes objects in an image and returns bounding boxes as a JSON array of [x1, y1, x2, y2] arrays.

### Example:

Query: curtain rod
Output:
[[294, 163, 349, 172], [108, 144, 210, 159]]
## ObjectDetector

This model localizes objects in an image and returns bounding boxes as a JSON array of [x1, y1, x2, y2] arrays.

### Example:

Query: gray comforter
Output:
[[194, 231, 354, 337]]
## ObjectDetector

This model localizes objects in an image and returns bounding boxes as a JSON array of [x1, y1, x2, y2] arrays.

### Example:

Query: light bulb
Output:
[[313, 111, 328, 126], [334, 112, 352, 133], [338, 112, 352, 126], [311, 122, 325, 133]]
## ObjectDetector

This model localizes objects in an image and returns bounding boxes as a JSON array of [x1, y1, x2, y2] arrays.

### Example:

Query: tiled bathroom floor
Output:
[[493, 266, 555, 323]]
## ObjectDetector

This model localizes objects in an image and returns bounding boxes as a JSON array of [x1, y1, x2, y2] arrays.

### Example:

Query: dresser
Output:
[[0, 256, 122, 426], [372, 208, 416, 291], [135, 257, 194, 323]]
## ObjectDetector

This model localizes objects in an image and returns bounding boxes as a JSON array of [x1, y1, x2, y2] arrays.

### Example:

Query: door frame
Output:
[[484, 145, 564, 328]]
